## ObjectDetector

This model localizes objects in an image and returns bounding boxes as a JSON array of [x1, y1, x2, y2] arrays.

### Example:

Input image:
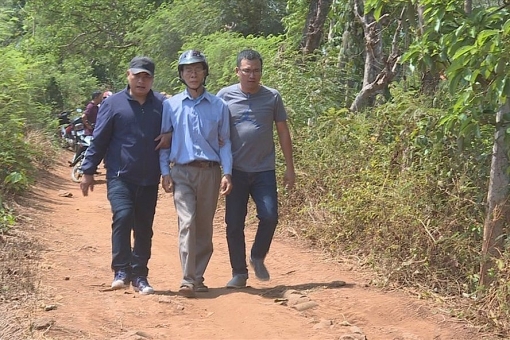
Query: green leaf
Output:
[[470, 69, 481, 85], [447, 58, 467, 75], [374, 5, 383, 22], [503, 19, 510, 36], [434, 18, 442, 32], [500, 77, 510, 103], [4, 172, 24, 185], [449, 72, 464, 95], [452, 45, 475, 60], [476, 29, 499, 46]]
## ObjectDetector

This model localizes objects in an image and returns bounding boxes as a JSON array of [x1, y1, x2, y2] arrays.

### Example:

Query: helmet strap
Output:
[[180, 78, 205, 97]]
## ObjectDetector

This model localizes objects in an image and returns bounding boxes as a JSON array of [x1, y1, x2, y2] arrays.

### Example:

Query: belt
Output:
[[185, 160, 219, 168]]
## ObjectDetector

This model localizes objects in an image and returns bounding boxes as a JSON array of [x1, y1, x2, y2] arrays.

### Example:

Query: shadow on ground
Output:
[[120, 280, 354, 299]]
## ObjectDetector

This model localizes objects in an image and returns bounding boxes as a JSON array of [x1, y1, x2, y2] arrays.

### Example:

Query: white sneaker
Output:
[[226, 274, 248, 288], [132, 277, 154, 295], [111, 271, 129, 289]]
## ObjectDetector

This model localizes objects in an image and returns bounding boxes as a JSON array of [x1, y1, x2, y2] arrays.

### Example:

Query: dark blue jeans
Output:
[[107, 177, 158, 279], [225, 169, 278, 275]]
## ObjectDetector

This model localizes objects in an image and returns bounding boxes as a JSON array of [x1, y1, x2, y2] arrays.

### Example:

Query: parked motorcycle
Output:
[[70, 130, 93, 183], [58, 109, 83, 150]]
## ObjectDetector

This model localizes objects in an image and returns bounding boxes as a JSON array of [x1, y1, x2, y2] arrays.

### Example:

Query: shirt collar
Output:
[[183, 88, 211, 103]]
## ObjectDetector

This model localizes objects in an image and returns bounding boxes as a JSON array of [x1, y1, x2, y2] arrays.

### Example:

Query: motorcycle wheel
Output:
[[71, 160, 83, 183]]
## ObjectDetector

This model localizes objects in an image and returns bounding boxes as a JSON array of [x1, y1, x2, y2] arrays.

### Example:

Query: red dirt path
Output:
[[17, 152, 498, 340]]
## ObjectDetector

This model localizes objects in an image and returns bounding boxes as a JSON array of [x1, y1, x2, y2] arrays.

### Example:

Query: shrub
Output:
[[281, 86, 490, 299]]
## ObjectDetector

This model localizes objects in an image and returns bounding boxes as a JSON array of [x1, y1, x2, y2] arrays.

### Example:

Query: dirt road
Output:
[[18, 152, 494, 340]]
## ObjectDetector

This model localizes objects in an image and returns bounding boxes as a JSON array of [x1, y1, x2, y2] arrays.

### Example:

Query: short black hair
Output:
[[236, 49, 263, 69], [91, 91, 102, 100]]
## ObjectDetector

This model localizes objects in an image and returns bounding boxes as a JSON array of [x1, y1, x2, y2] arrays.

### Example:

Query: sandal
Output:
[[195, 283, 209, 292], [179, 284, 195, 298]]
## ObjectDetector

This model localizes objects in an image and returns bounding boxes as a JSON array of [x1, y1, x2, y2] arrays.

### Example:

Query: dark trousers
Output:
[[106, 177, 158, 279], [225, 169, 278, 275]]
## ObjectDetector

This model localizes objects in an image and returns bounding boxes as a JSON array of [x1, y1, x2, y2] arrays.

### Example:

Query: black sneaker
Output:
[[111, 270, 130, 289], [132, 277, 154, 295]]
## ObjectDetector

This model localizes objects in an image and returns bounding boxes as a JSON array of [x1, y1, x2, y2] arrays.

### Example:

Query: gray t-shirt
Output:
[[217, 84, 287, 172]]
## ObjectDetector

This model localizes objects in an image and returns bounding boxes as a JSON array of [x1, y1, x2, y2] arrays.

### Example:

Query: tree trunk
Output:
[[464, 0, 472, 15], [327, 0, 338, 43], [479, 100, 510, 288], [417, 5, 425, 35], [349, 0, 382, 111], [301, 0, 334, 54], [337, 0, 358, 104], [350, 1, 402, 112]]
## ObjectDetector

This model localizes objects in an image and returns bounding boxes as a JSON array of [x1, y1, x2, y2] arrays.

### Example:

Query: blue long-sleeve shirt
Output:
[[159, 89, 232, 177], [81, 87, 165, 186]]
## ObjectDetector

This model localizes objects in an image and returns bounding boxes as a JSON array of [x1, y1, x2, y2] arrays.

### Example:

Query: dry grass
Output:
[[0, 128, 60, 339], [275, 95, 510, 336], [0, 216, 42, 339]]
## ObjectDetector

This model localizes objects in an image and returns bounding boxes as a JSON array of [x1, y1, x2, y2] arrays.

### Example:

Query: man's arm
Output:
[[218, 103, 232, 176], [155, 132, 172, 150], [159, 100, 173, 176], [156, 99, 174, 150], [276, 120, 295, 190], [81, 112, 93, 131], [218, 102, 233, 195]]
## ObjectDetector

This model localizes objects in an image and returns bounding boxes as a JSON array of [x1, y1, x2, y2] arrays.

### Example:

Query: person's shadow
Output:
[[153, 280, 353, 299]]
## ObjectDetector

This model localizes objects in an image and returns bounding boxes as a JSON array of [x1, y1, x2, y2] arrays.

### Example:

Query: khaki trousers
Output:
[[171, 163, 221, 287]]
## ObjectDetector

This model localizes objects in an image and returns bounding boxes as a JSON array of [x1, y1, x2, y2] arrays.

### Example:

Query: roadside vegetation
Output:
[[1, 0, 510, 338]]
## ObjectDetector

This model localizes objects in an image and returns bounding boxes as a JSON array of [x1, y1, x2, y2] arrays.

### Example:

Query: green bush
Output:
[[282, 86, 490, 298], [0, 46, 57, 210]]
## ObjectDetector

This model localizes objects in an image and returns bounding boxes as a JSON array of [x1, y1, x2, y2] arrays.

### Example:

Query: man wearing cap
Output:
[[80, 56, 168, 295]]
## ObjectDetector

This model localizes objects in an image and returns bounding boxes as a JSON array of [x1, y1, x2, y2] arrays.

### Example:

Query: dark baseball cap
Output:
[[129, 56, 155, 76]]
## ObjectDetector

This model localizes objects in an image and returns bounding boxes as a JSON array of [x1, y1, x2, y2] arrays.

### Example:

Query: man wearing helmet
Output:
[[159, 50, 233, 298], [102, 90, 113, 99]]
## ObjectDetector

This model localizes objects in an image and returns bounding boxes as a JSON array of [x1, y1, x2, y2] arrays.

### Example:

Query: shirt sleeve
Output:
[[159, 100, 173, 176], [218, 101, 232, 175], [274, 90, 288, 122]]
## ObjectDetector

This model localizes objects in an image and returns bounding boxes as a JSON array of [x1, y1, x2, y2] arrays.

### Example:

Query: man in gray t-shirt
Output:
[[217, 49, 295, 289]]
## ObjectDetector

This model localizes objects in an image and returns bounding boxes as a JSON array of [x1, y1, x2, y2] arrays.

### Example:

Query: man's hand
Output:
[[219, 174, 232, 196], [283, 168, 295, 190], [155, 132, 172, 150], [80, 174, 95, 196], [161, 174, 174, 193]]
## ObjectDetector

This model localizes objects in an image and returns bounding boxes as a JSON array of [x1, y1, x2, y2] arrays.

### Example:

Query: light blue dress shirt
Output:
[[159, 89, 232, 177]]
